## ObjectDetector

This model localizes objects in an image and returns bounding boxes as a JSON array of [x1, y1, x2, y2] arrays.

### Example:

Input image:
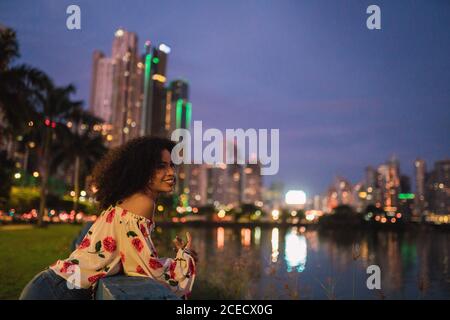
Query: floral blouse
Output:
[[50, 205, 196, 298]]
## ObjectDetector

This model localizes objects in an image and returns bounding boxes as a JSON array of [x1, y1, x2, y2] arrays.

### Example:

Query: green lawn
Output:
[[0, 224, 235, 300], [0, 224, 82, 300]]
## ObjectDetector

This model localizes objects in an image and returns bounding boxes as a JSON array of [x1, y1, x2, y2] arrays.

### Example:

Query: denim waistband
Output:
[[45, 268, 92, 293], [45, 268, 66, 285]]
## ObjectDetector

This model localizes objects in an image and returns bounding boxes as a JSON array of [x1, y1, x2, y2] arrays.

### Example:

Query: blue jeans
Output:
[[19, 268, 93, 300]]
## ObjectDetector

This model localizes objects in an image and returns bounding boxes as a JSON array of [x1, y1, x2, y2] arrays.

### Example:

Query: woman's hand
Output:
[[173, 232, 198, 263]]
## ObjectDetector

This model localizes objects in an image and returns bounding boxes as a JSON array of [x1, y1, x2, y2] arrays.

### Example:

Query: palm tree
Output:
[[0, 27, 51, 214], [33, 82, 84, 226], [51, 107, 107, 212], [0, 25, 19, 70], [0, 27, 49, 143], [0, 27, 105, 225]]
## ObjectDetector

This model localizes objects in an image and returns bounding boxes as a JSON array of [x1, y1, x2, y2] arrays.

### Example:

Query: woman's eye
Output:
[[157, 163, 175, 169]]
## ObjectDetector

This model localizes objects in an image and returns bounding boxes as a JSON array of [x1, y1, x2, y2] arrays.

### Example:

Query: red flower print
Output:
[[189, 259, 196, 276], [106, 209, 115, 223], [78, 237, 90, 249], [169, 261, 177, 278], [136, 265, 147, 275], [140, 224, 149, 238], [149, 258, 163, 269], [132, 238, 144, 252], [88, 273, 106, 283], [120, 251, 126, 264], [60, 261, 75, 273], [121, 209, 128, 217], [103, 236, 116, 253]]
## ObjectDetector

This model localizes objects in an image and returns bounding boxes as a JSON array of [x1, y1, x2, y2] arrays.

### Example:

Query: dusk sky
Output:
[[1, 0, 449, 197]]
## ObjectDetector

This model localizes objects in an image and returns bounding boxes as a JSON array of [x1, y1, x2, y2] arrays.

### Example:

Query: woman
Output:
[[20, 136, 197, 300]]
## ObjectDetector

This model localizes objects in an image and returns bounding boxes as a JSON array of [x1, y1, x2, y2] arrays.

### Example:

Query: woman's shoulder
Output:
[[110, 205, 155, 230]]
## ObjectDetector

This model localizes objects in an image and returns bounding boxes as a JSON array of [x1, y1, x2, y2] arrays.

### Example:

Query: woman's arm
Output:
[[118, 215, 196, 297]]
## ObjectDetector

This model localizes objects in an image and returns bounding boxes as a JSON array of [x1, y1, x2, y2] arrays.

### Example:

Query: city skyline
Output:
[[1, 0, 449, 196]]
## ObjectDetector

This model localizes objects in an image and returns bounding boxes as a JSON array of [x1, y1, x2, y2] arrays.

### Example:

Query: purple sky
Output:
[[1, 0, 449, 196]]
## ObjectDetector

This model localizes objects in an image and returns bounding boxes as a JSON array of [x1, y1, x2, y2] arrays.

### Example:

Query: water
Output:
[[152, 225, 450, 299]]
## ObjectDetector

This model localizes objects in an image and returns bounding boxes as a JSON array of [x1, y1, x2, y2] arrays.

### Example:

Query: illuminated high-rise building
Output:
[[242, 155, 262, 205], [224, 140, 243, 208], [414, 158, 427, 216], [110, 28, 141, 147], [197, 140, 248, 209], [377, 156, 401, 214], [326, 176, 353, 211], [399, 174, 414, 219], [141, 43, 171, 138], [167, 79, 191, 135], [226, 164, 242, 208], [364, 165, 382, 206], [352, 181, 365, 213], [206, 163, 228, 207], [262, 181, 284, 212], [89, 51, 114, 123], [313, 195, 322, 211], [164, 79, 191, 198], [188, 164, 208, 207], [426, 159, 450, 215], [365, 165, 377, 189]]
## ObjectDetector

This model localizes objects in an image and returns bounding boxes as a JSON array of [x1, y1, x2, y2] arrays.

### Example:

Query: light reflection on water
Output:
[[284, 227, 307, 272], [154, 225, 450, 299], [271, 227, 279, 263], [217, 226, 224, 249]]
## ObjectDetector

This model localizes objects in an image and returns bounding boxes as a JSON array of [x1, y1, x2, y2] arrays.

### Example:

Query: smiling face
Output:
[[148, 149, 176, 194]]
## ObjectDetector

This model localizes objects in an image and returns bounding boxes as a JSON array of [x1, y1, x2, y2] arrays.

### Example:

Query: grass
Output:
[[0, 223, 244, 300], [0, 224, 82, 299]]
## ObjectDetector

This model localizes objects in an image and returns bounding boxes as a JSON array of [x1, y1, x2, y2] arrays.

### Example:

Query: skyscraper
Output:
[[426, 159, 450, 215], [365, 165, 382, 206], [377, 156, 401, 214], [262, 181, 284, 212], [352, 181, 365, 213], [414, 158, 427, 216], [365, 165, 378, 189], [326, 176, 353, 211], [110, 28, 141, 147], [167, 79, 191, 135], [89, 51, 114, 124], [166, 79, 192, 202], [188, 164, 208, 207], [242, 155, 262, 206], [141, 43, 171, 138], [224, 140, 243, 208], [89, 50, 103, 114], [206, 163, 228, 207]]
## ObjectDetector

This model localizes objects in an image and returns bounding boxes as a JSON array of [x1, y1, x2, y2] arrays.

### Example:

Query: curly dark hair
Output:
[[91, 136, 176, 210]]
